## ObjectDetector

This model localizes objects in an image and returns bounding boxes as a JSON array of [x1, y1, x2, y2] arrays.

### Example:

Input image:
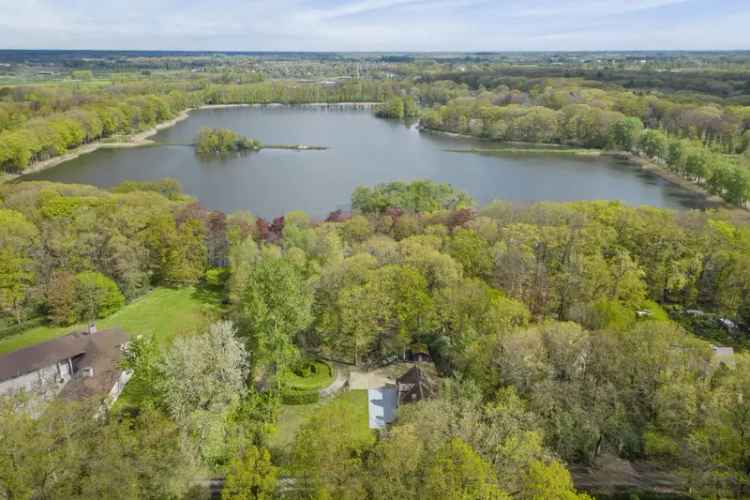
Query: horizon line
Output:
[[2, 48, 750, 54]]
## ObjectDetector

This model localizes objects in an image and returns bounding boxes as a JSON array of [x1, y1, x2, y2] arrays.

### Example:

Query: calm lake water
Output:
[[23, 107, 707, 218]]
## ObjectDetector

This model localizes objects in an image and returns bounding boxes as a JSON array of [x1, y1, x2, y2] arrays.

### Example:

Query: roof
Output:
[[0, 329, 128, 384], [397, 366, 435, 403], [59, 329, 130, 401], [368, 387, 398, 430], [397, 366, 430, 385], [0, 333, 88, 382]]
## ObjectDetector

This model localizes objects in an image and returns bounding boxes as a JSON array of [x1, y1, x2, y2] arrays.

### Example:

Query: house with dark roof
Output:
[[0, 324, 132, 405], [396, 366, 436, 404]]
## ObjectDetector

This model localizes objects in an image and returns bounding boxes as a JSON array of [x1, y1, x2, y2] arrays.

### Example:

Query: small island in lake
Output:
[[194, 127, 327, 155], [195, 128, 261, 154]]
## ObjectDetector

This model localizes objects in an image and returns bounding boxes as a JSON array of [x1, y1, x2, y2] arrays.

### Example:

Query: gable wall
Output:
[[0, 359, 73, 398]]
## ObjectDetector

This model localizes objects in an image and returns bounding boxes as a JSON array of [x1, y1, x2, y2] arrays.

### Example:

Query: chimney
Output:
[[87, 323, 97, 335]]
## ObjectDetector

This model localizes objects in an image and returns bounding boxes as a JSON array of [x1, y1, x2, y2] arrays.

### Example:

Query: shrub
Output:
[[113, 178, 183, 200], [643, 430, 680, 459], [74, 271, 125, 321], [281, 390, 320, 405], [638, 300, 670, 322], [581, 299, 634, 331], [46, 271, 125, 325], [0, 317, 46, 341], [47, 271, 79, 325], [204, 267, 229, 288], [293, 361, 318, 378]]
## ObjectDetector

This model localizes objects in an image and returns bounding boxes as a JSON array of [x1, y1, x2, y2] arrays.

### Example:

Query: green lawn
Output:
[[334, 390, 372, 443], [283, 361, 334, 391], [0, 287, 222, 355], [269, 390, 371, 460]]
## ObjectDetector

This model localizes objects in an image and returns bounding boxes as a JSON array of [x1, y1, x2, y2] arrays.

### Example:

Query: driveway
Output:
[[349, 370, 394, 390]]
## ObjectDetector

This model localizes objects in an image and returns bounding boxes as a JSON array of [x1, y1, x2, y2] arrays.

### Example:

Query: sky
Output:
[[0, 0, 748, 52]]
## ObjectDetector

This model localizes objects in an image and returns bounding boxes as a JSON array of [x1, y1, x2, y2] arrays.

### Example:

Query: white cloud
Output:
[[0, 0, 745, 51], [513, 0, 687, 18], [311, 0, 421, 19]]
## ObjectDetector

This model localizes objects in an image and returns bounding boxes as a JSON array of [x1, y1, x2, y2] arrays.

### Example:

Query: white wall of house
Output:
[[0, 359, 73, 397], [106, 369, 133, 407]]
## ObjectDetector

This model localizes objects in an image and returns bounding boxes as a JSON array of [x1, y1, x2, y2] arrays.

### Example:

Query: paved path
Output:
[[319, 364, 348, 398]]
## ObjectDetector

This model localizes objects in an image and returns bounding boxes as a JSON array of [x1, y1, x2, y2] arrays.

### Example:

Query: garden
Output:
[[280, 359, 335, 405]]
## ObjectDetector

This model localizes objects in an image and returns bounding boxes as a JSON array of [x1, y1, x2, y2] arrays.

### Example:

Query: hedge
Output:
[[0, 317, 46, 341], [281, 389, 320, 405]]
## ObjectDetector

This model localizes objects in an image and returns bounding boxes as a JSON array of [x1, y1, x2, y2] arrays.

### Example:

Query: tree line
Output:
[[0, 90, 195, 172], [416, 83, 750, 206], [417, 80, 750, 154]]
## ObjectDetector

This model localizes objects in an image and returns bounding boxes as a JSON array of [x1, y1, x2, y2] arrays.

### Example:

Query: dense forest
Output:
[[1, 179, 749, 498]]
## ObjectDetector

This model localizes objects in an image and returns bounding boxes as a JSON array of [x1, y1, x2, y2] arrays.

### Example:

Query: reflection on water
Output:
[[23, 107, 710, 218]]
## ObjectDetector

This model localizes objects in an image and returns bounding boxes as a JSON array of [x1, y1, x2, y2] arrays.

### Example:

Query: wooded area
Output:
[[1, 178, 749, 498], [2, 51, 750, 499]]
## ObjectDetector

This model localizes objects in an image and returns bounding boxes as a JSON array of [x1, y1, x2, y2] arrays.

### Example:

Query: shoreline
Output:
[[201, 102, 378, 109], [2, 108, 193, 182], [6, 112, 745, 216], [446, 147, 602, 157], [611, 152, 734, 209], [2, 102, 378, 182], [422, 126, 739, 212]]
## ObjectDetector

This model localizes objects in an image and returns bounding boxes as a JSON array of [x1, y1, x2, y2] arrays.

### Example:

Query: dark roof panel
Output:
[[397, 366, 436, 403], [397, 366, 429, 385], [0, 329, 128, 383]]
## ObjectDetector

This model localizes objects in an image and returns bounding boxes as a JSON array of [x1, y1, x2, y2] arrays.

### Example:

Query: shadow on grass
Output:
[[190, 281, 228, 311]]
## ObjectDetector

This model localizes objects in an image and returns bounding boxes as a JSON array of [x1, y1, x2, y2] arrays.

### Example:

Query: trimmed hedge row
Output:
[[281, 390, 320, 405]]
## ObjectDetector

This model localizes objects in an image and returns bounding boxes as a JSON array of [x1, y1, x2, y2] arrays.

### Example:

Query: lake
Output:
[[22, 106, 708, 218]]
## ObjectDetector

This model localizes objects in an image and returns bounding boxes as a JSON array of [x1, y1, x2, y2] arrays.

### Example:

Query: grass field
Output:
[[0, 287, 222, 355], [283, 360, 334, 391], [269, 390, 371, 460]]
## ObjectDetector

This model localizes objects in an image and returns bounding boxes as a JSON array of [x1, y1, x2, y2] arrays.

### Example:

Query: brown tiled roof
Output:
[[0, 329, 129, 391]]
